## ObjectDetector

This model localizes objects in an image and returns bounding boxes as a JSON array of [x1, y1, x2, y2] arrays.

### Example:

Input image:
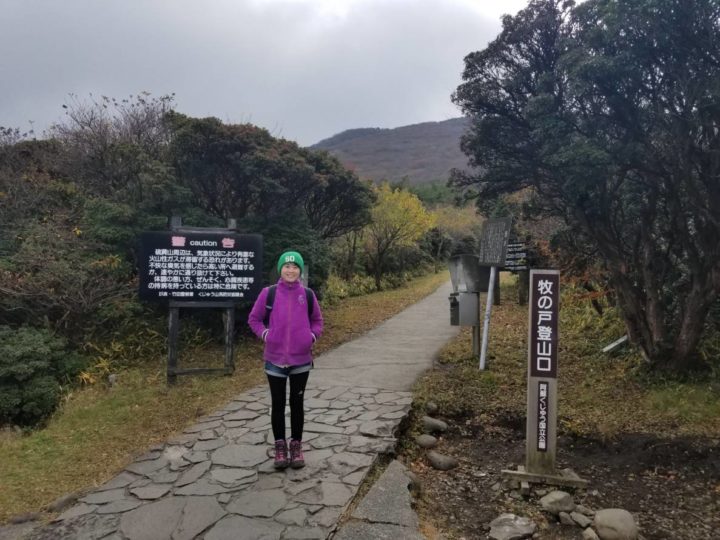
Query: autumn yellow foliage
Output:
[[363, 183, 436, 289]]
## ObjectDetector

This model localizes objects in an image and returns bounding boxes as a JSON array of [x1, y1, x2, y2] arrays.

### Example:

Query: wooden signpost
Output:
[[477, 218, 512, 370], [501, 269, 587, 488], [503, 240, 530, 305], [503, 241, 528, 271], [138, 217, 263, 384]]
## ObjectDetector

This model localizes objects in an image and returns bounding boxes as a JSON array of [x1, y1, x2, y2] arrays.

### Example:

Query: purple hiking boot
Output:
[[274, 439, 289, 469], [289, 439, 305, 469]]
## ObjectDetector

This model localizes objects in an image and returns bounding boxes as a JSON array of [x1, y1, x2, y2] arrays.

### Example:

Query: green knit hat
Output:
[[277, 251, 304, 274]]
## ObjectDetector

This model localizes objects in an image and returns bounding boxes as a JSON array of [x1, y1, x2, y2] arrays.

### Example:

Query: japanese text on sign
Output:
[[537, 381, 549, 451], [138, 232, 263, 302], [147, 249, 254, 295], [504, 242, 528, 271], [530, 272, 559, 378]]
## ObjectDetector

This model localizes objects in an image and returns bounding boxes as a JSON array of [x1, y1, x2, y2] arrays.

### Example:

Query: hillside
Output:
[[310, 117, 472, 185]]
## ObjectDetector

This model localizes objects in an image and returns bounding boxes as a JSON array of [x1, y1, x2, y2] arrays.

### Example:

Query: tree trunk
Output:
[[434, 238, 445, 274], [665, 271, 718, 373], [345, 233, 358, 280], [370, 244, 387, 292], [581, 282, 604, 316], [609, 258, 718, 374]]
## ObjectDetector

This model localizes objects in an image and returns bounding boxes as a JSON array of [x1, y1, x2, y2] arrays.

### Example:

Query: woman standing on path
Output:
[[248, 251, 324, 469]]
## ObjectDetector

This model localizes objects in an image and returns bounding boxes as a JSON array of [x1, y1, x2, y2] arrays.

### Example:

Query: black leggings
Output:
[[267, 372, 309, 442]]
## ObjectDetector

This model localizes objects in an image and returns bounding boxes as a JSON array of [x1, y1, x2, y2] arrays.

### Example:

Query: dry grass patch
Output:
[[0, 270, 449, 523]]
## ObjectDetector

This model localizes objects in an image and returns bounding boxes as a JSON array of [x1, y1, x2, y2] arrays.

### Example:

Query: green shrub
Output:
[[322, 274, 351, 304], [347, 274, 379, 296], [17, 376, 61, 425], [0, 221, 130, 339], [0, 326, 88, 426], [323, 269, 435, 306]]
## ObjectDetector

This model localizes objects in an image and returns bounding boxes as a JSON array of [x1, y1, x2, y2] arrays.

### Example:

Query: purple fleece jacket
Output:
[[248, 279, 324, 366]]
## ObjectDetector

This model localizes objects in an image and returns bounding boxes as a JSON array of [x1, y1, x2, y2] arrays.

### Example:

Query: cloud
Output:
[[0, 0, 528, 145]]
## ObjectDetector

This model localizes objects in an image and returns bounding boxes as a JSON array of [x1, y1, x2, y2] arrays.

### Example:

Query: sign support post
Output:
[[479, 265, 497, 370], [168, 306, 180, 385], [476, 218, 512, 370], [472, 325, 479, 357], [223, 307, 236, 374], [518, 270, 529, 306]]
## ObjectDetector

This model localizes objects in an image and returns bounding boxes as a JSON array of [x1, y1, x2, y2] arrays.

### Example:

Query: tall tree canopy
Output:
[[168, 114, 373, 240], [452, 0, 720, 372]]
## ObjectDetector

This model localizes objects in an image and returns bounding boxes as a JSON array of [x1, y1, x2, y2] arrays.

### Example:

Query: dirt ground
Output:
[[402, 410, 720, 540]]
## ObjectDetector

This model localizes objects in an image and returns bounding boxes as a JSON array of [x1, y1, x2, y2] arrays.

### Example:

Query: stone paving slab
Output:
[[333, 522, 425, 540], [350, 460, 419, 528], [332, 460, 424, 540]]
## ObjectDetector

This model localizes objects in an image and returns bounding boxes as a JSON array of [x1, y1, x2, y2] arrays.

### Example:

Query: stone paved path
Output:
[[335, 460, 424, 540], [17, 281, 457, 540]]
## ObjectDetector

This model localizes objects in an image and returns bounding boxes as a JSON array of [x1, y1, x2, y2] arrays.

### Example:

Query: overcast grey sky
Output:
[[1, 0, 528, 146]]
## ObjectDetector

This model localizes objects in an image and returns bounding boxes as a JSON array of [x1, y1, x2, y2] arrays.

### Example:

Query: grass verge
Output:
[[0, 270, 449, 523]]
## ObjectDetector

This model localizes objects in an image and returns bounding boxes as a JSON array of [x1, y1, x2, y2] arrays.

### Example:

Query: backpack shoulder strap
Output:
[[263, 285, 277, 327], [305, 287, 315, 318]]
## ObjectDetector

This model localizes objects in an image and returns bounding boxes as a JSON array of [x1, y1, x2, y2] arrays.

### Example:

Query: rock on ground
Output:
[[351, 460, 418, 528], [422, 416, 448, 433], [426, 451, 458, 471], [489, 513, 537, 540], [593, 508, 639, 540], [415, 434, 438, 449], [539, 490, 575, 514], [571, 511, 593, 528]]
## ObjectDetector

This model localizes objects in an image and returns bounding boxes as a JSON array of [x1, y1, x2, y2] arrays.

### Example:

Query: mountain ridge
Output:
[[310, 117, 472, 185]]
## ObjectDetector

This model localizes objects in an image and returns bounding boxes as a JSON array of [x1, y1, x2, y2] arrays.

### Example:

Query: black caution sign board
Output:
[[138, 231, 263, 303]]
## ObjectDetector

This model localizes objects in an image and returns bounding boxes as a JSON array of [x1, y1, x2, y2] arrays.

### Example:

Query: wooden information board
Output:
[[477, 217, 513, 266]]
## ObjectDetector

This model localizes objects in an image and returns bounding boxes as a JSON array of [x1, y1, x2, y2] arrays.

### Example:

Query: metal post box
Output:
[[457, 292, 479, 325], [448, 254, 491, 293], [449, 291, 479, 326], [449, 293, 460, 325]]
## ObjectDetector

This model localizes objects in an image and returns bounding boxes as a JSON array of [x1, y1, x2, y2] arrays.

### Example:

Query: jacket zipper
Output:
[[285, 285, 292, 361]]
